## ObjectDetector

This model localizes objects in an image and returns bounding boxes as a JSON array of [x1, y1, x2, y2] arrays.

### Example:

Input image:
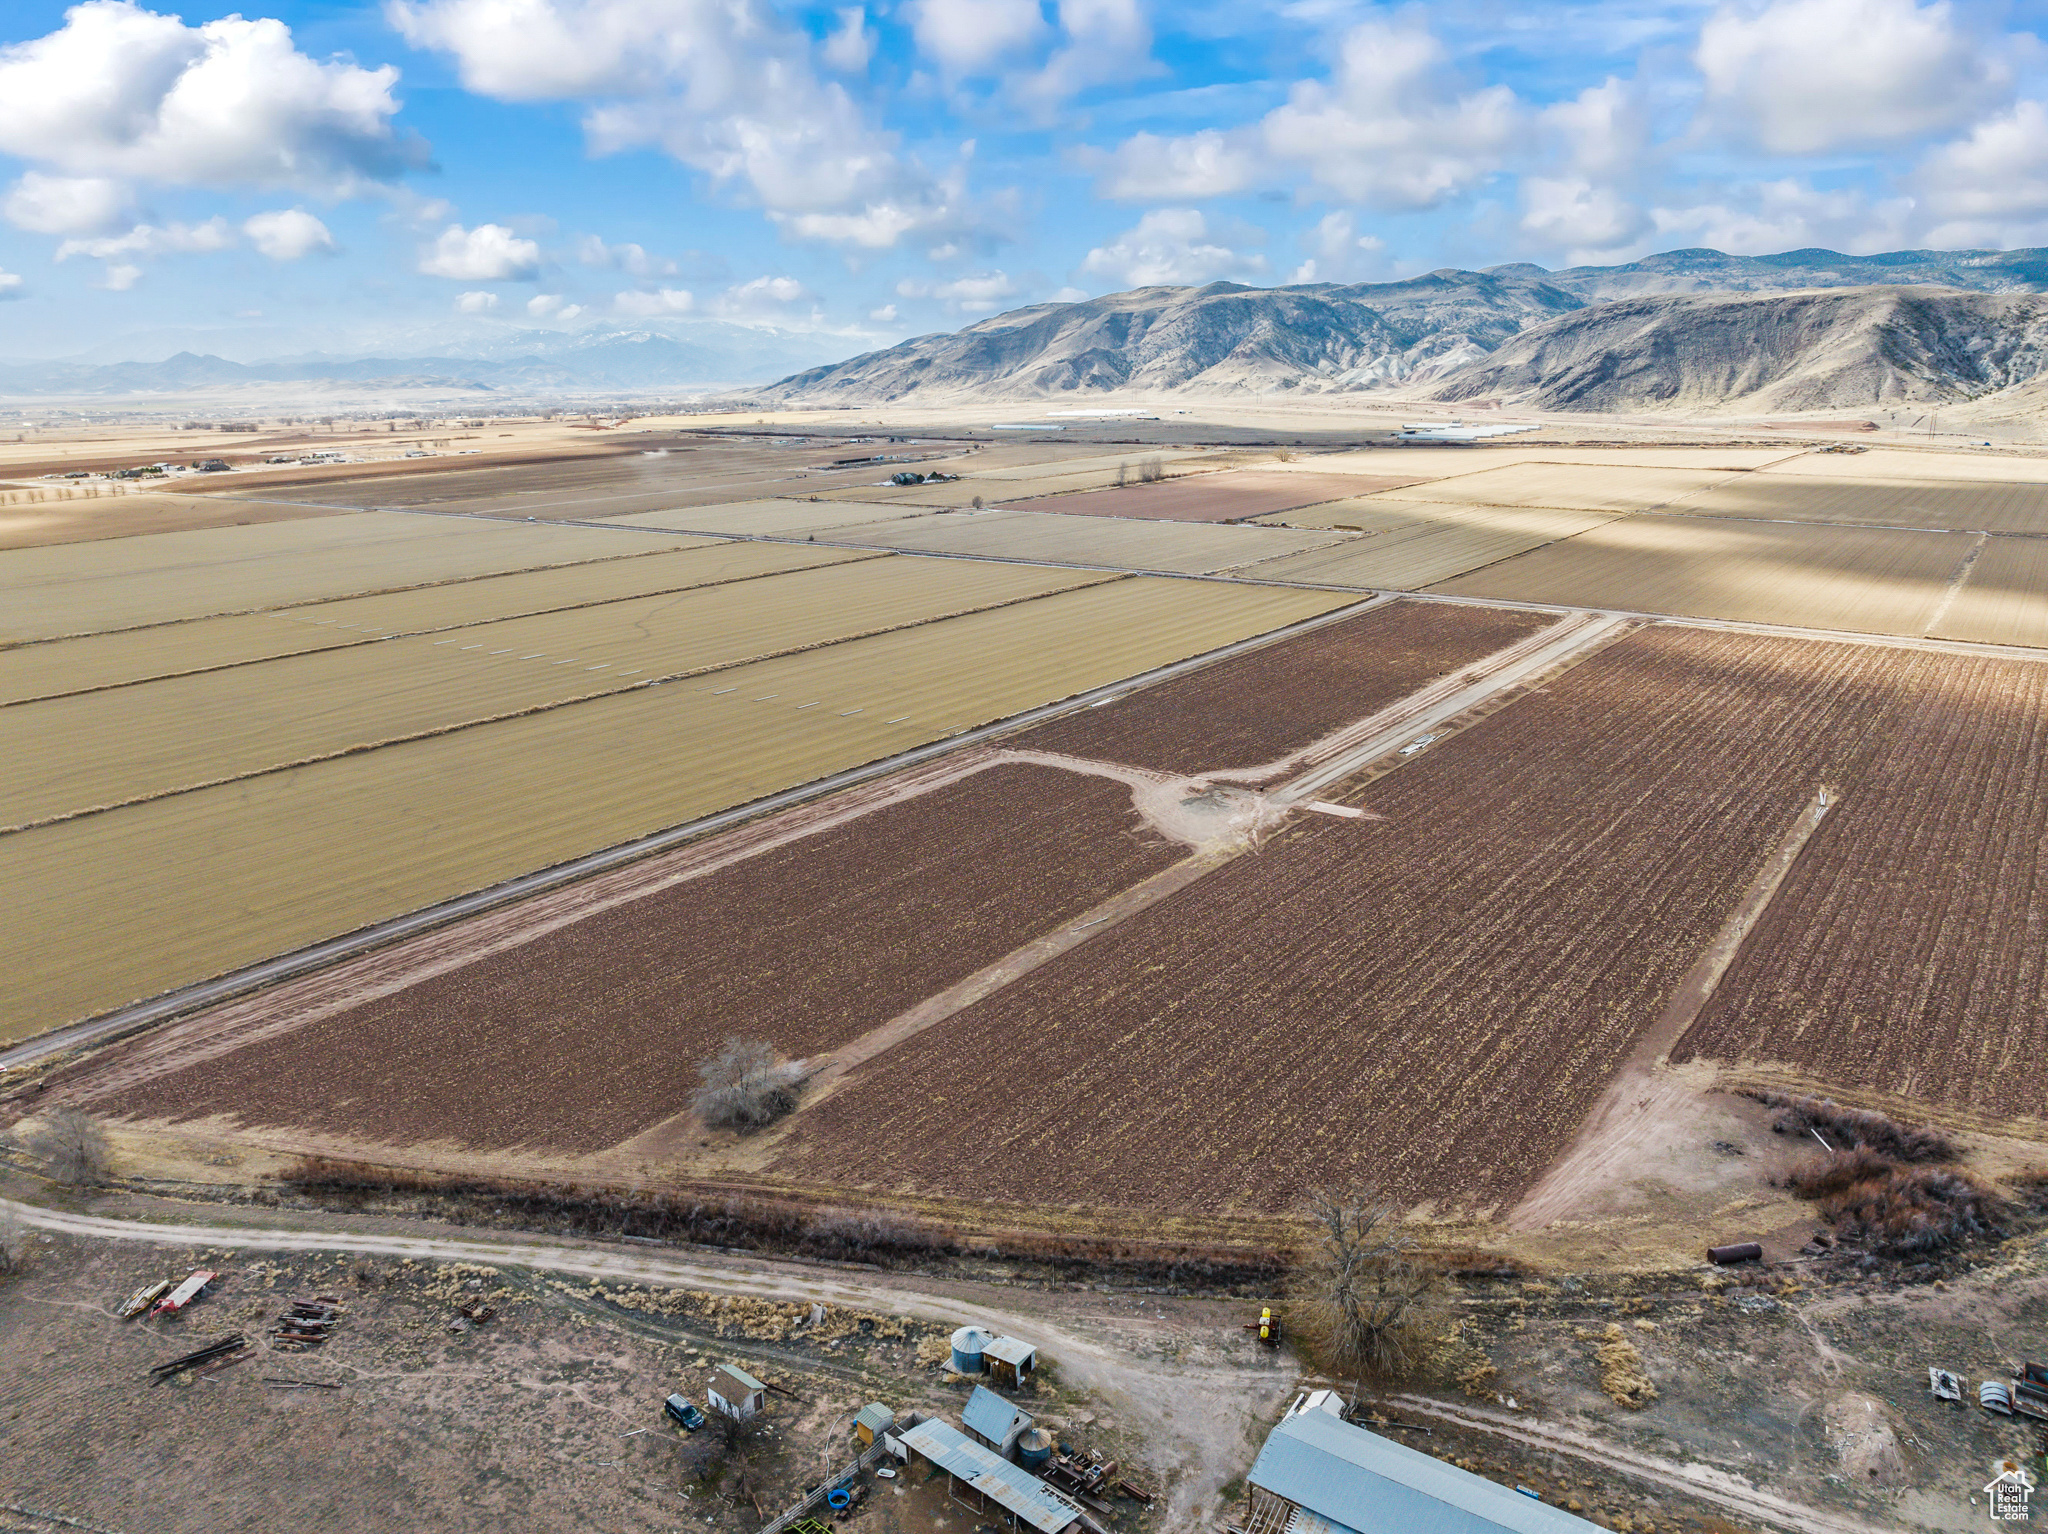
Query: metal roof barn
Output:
[[1248, 1397, 1601, 1534], [898, 1419, 1087, 1534], [963, 1384, 1033, 1453]]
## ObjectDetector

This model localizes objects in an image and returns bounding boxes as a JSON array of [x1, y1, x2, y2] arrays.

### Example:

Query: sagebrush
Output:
[[1788, 1146, 2002, 1256]]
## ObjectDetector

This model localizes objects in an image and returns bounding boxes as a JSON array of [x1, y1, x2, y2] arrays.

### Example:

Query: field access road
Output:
[[0, 1195, 1889, 1534]]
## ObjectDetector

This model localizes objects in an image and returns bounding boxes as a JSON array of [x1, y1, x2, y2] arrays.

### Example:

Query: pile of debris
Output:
[[148, 1334, 248, 1383], [270, 1296, 344, 1352]]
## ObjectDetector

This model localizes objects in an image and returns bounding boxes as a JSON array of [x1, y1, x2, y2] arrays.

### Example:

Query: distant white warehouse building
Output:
[[1246, 1392, 1601, 1534]]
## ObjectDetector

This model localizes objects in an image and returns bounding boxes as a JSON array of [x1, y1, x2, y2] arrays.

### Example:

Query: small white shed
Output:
[[709, 1363, 766, 1421]]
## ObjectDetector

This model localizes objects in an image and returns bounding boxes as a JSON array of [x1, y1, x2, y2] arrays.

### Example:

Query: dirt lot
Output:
[[1026, 470, 1419, 522], [1014, 598, 1552, 776], [68, 764, 1182, 1155]]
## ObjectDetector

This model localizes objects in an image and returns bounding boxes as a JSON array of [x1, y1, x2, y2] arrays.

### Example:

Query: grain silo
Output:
[[950, 1325, 993, 1374]]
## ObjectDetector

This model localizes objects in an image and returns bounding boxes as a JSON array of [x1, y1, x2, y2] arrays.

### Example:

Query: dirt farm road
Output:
[[1, 1196, 1894, 1534]]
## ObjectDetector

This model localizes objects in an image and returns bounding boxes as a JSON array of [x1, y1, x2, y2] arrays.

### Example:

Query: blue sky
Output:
[[1, 0, 2046, 362]]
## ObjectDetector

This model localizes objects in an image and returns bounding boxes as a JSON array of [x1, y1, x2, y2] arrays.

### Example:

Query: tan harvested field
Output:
[[1249, 498, 1454, 531], [1930, 536, 2048, 647], [0, 513, 713, 642], [1760, 446, 2048, 481], [768, 627, 1911, 1216], [593, 498, 939, 536], [964, 448, 1218, 480], [1238, 506, 1618, 589], [0, 557, 1113, 829], [0, 576, 1351, 1037], [1668, 474, 2048, 533], [80, 764, 1186, 1153], [1674, 646, 2048, 1128], [1277, 445, 1803, 478], [809, 466, 1143, 507], [1432, 515, 1973, 634], [829, 508, 1342, 572], [0, 543, 874, 704], [1025, 470, 1410, 523], [1373, 462, 1744, 513], [0, 490, 352, 550]]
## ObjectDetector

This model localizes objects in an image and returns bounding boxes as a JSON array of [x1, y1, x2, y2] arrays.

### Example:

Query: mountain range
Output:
[[750, 245, 2048, 415], [0, 321, 843, 400]]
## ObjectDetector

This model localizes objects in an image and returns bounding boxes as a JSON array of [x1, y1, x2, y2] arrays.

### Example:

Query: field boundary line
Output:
[[1383, 1394, 1892, 1534], [0, 571, 1129, 839], [0, 594, 1385, 1072], [1509, 787, 1834, 1231]]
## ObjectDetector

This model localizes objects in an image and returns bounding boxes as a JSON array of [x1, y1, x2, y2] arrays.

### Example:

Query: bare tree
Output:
[[1293, 1187, 1439, 1382], [1137, 455, 1165, 483], [708, 1405, 769, 1515], [26, 1107, 111, 1187], [691, 1039, 805, 1132], [1113, 460, 1129, 487]]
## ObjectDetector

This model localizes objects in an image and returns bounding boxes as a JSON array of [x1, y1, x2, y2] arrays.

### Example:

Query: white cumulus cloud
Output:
[[614, 287, 694, 315], [0, 269, 24, 299], [391, 0, 971, 249], [99, 263, 144, 290], [1080, 209, 1267, 288], [1695, 0, 2007, 154], [823, 7, 875, 73], [420, 222, 542, 280], [243, 208, 335, 260], [2, 172, 131, 235], [1289, 212, 1388, 284], [1096, 18, 1517, 210], [577, 234, 676, 277], [907, 0, 1048, 75], [528, 292, 586, 319], [0, 1, 421, 193], [455, 289, 500, 312], [56, 217, 235, 262], [896, 269, 1019, 313]]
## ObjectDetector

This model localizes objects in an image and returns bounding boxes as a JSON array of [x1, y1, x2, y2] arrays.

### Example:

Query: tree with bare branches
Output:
[[26, 1107, 110, 1187], [1293, 1187, 1439, 1381], [691, 1039, 805, 1132]]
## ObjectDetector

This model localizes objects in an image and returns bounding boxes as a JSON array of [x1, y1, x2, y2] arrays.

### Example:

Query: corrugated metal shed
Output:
[[899, 1419, 1082, 1534], [1249, 1407, 1601, 1534], [984, 1336, 1037, 1367], [963, 1384, 1032, 1445], [855, 1403, 896, 1434], [718, 1364, 765, 1393]]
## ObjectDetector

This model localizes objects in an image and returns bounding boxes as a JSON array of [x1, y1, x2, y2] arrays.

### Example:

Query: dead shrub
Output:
[[1787, 1146, 2003, 1256], [1755, 1093, 1956, 1162], [1137, 455, 1164, 483], [0, 1213, 26, 1278], [26, 1107, 110, 1186], [691, 1039, 805, 1133], [1292, 1187, 1441, 1382], [1594, 1323, 1658, 1409]]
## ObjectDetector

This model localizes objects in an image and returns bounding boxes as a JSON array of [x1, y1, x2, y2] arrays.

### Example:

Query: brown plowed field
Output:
[[1012, 599, 1552, 774], [1036, 471, 1421, 522], [1674, 650, 2048, 1121], [88, 763, 1181, 1153], [770, 628, 1925, 1216]]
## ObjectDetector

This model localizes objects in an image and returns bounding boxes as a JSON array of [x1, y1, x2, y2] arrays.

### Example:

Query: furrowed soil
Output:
[[1673, 647, 2048, 1125], [1010, 599, 1553, 776], [770, 628, 1935, 1218], [80, 763, 1181, 1153]]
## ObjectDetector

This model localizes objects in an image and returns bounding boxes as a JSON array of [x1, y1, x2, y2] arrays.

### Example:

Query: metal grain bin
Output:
[[950, 1325, 993, 1374], [1017, 1428, 1052, 1469]]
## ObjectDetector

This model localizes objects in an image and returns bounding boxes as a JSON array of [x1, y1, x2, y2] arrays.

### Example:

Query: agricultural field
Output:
[[77, 763, 1183, 1153], [593, 498, 940, 536], [1016, 598, 1552, 774], [0, 558, 1115, 830], [0, 542, 875, 705], [1673, 646, 2048, 1125], [829, 507, 1342, 572], [1030, 470, 1403, 522], [1930, 536, 2048, 647], [766, 627, 1928, 1217], [0, 575, 1352, 1037], [0, 489, 352, 550], [1371, 462, 1744, 513], [1666, 474, 2048, 534], [0, 512, 714, 642], [1239, 506, 1618, 589], [1431, 515, 1974, 635]]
